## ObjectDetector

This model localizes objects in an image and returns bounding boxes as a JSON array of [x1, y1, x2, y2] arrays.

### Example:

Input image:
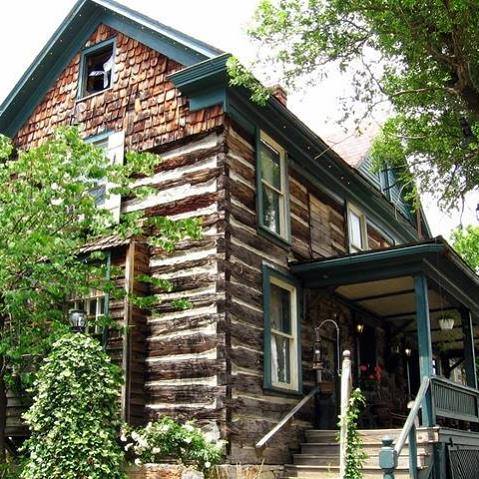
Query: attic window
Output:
[[79, 40, 115, 98]]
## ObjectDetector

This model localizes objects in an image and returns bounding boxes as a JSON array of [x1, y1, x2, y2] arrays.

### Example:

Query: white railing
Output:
[[255, 385, 319, 450], [339, 350, 353, 479]]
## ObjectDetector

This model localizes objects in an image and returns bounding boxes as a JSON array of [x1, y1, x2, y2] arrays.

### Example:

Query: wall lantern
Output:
[[356, 322, 365, 335], [438, 316, 455, 331], [404, 347, 412, 358], [69, 309, 87, 333]]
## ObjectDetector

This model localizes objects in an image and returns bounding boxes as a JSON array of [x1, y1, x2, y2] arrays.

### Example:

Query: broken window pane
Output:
[[82, 45, 114, 97]]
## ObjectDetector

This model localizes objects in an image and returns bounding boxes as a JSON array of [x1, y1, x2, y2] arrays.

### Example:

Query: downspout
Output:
[[122, 241, 136, 423]]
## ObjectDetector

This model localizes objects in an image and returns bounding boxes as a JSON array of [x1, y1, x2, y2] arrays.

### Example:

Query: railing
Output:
[[379, 376, 479, 478], [379, 376, 430, 479], [431, 376, 479, 423], [255, 385, 319, 450], [339, 350, 353, 479]]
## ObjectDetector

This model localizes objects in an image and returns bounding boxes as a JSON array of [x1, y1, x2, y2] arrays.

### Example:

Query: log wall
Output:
[[221, 121, 392, 464], [8, 24, 226, 437]]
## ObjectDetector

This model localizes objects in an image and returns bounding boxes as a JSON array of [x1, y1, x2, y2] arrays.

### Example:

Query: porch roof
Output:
[[291, 237, 479, 325]]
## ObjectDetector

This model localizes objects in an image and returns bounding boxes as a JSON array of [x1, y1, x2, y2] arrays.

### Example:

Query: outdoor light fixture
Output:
[[476, 203, 479, 222], [356, 323, 365, 334], [438, 316, 455, 331], [404, 347, 412, 358], [69, 309, 87, 333]]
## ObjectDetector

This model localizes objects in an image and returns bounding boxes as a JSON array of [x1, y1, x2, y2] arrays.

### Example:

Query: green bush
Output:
[[123, 416, 225, 472], [21, 334, 125, 479]]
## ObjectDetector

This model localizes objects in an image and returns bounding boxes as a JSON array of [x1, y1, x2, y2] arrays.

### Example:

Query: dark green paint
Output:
[[461, 309, 478, 390], [414, 274, 434, 427]]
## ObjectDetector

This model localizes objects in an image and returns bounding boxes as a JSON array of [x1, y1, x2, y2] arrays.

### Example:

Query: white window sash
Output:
[[347, 203, 368, 252], [269, 276, 298, 391], [260, 131, 289, 239]]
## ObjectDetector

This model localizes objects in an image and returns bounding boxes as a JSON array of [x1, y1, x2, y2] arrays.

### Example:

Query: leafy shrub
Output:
[[123, 416, 225, 472], [21, 334, 125, 479]]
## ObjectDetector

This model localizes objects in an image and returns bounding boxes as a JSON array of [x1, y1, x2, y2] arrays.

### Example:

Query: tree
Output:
[[21, 334, 124, 479], [237, 0, 479, 208], [0, 128, 201, 462], [451, 225, 479, 273]]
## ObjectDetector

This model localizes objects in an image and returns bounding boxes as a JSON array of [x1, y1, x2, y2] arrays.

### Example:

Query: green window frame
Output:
[[256, 130, 291, 244], [263, 265, 302, 394], [77, 38, 116, 100]]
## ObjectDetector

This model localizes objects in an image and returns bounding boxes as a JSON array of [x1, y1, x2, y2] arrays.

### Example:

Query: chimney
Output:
[[271, 84, 287, 107]]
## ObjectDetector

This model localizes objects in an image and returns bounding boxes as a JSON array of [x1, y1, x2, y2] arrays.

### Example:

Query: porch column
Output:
[[414, 274, 435, 427], [461, 308, 477, 390]]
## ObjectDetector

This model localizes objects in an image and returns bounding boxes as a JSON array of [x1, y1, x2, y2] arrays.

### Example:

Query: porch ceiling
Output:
[[291, 237, 479, 319], [292, 238, 479, 351]]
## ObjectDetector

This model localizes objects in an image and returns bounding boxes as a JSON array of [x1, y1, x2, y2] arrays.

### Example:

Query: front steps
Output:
[[283, 429, 435, 478]]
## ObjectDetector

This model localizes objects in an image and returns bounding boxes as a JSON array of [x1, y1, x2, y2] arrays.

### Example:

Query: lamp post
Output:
[[68, 309, 87, 333]]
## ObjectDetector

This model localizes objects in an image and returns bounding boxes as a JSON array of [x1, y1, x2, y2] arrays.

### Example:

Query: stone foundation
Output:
[[126, 464, 283, 479], [127, 465, 203, 479], [213, 465, 283, 479]]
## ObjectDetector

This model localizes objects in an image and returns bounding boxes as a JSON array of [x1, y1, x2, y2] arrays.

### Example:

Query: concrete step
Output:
[[293, 452, 428, 468], [283, 464, 412, 478]]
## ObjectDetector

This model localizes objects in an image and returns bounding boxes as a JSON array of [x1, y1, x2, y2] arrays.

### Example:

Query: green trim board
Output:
[[262, 264, 303, 395], [0, 0, 222, 137]]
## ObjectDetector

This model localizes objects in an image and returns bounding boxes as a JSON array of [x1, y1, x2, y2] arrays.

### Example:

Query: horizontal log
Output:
[[148, 332, 219, 357], [147, 358, 225, 380]]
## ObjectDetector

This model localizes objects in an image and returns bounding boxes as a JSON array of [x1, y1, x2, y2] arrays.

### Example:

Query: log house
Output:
[[2, 1, 479, 476]]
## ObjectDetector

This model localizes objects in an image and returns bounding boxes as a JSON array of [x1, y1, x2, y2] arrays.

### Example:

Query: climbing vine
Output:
[[21, 334, 125, 479], [341, 388, 367, 479]]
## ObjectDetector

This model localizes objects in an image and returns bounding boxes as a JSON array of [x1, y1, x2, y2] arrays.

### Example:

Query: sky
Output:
[[0, 0, 478, 238]]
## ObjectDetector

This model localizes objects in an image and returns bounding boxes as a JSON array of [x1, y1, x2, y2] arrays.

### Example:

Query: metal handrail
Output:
[[379, 376, 431, 479], [255, 385, 319, 450]]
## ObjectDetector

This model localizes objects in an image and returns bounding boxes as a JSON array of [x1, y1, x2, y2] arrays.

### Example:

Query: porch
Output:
[[290, 237, 479, 478]]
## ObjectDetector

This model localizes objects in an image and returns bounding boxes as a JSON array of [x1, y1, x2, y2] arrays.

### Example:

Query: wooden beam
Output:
[[351, 288, 415, 303]]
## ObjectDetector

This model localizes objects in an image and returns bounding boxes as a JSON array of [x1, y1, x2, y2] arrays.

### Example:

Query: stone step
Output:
[[283, 464, 412, 478], [305, 428, 437, 445], [293, 452, 428, 468], [300, 442, 430, 456]]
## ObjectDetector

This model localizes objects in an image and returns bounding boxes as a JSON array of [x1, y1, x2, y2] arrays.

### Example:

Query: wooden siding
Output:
[[14, 24, 223, 151]]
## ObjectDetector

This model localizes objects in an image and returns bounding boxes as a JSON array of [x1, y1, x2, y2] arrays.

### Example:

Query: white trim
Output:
[[269, 276, 299, 391], [347, 202, 369, 253], [259, 131, 289, 240]]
